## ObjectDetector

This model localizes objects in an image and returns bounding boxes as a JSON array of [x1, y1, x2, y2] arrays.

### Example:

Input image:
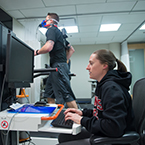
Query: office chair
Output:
[[90, 77, 145, 145], [58, 78, 145, 145]]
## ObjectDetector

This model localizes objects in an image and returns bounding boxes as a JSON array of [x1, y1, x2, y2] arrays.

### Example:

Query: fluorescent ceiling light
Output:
[[100, 23, 121, 32], [139, 24, 145, 30], [39, 26, 78, 35]]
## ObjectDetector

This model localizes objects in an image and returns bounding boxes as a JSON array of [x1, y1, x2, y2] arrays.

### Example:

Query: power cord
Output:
[[28, 141, 36, 145], [0, 74, 6, 111], [1, 111, 20, 145], [2, 105, 27, 145], [0, 75, 7, 144], [0, 131, 4, 145], [0, 85, 34, 145], [19, 131, 36, 145]]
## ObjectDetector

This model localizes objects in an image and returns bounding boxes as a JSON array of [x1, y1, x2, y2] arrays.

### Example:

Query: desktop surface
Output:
[[0, 105, 81, 135]]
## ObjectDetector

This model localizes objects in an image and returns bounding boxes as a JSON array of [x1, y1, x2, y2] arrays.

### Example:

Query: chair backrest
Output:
[[132, 77, 145, 134]]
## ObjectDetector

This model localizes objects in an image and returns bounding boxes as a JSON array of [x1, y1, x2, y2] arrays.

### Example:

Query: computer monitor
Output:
[[5, 32, 34, 88], [0, 8, 13, 31]]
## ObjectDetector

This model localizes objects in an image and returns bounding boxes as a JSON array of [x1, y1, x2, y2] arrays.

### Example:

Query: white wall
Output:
[[13, 19, 25, 41], [70, 43, 120, 99], [121, 41, 130, 71]]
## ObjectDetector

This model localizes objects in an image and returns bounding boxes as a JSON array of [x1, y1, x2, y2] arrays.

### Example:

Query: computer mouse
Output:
[[34, 101, 47, 106]]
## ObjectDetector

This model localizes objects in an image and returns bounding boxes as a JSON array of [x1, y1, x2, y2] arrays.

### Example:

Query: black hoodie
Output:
[[81, 70, 135, 137]]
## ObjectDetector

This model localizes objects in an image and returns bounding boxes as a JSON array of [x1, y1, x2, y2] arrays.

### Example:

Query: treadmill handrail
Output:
[[34, 68, 58, 73]]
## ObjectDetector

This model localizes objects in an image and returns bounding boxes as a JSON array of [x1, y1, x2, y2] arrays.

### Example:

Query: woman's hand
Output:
[[65, 112, 82, 124], [64, 108, 83, 124], [64, 108, 83, 116]]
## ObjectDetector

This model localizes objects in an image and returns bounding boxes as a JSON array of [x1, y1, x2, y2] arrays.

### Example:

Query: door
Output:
[[129, 49, 145, 94]]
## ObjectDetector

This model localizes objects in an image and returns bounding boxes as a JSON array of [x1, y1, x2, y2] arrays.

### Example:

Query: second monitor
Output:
[[5, 32, 34, 88]]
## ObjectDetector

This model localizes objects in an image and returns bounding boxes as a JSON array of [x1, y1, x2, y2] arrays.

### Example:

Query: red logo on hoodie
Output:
[[93, 96, 103, 119]]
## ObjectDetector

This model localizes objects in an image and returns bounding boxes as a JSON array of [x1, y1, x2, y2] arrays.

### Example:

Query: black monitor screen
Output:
[[0, 8, 13, 31], [6, 32, 34, 88]]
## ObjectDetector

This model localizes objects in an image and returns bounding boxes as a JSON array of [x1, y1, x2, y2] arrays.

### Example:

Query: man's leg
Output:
[[51, 63, 78, 108], [44, 74, 56, 103], [56, 63, 78, 108], [47, 98, 55, 104]]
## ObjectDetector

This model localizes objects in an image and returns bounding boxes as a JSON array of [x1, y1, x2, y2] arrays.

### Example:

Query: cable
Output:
[[2, 105, 27, 145], [0, 78, 31, 145], [28, 141, 36, 145], [0, 74, 16, 145], [0, 74, 6, 111], [0, 131, 4, 145], [4, 111, 20, 145], [1, 86, 33, 145], [19, 131, 36, 145]]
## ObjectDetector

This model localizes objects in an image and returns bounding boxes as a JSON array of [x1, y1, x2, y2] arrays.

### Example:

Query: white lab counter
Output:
[[0, 105, 81, 135]]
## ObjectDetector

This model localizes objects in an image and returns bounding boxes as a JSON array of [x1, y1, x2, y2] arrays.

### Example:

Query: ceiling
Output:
[[0, 0, 145, 45]]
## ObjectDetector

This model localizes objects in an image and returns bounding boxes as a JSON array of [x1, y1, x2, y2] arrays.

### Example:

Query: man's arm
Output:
[[66, 44, 75, 61], [34, 40, 54, 56]]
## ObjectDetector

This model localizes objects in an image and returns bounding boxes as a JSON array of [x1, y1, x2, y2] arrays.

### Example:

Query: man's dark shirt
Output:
[[45, 26, 67, 66]]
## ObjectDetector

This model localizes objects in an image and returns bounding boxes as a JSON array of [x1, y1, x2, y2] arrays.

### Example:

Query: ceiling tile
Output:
[[119, 23, 141, 31], [70, 32, 97, 38], [43, 0, 106, 6], [79, 25, 100, 33], [111, 36, 126, 42], [20, 5, 76, 18], [77, 15, 102, 26], [7, 10, 25, 19], [81, 37, 97, 43], [0, 0, 45, 11], [101, 13, 145, 24], [76, 2, 136, 14], [107, 0, 136, 2], [133, 1, 145, 10]]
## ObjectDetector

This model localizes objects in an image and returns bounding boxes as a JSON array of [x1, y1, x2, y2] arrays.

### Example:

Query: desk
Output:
[[0, 108, 81, 134], [0, 105, 81, 145]]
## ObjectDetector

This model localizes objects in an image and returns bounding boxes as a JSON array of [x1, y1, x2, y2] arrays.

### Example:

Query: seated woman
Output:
[[58, 49, 135, 145]]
